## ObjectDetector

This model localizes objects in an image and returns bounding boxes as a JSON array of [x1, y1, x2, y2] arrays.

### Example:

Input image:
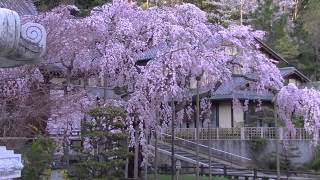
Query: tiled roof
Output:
[[210, 67, 310, 101], [211, 77, 274, 101], [279, 67, 296, 77], [279, 67, 310, 82], [137, 44, 310, 101], [136, 46, 160, 61], [135, 43, 166, 62], [0, 0, 37, 15]]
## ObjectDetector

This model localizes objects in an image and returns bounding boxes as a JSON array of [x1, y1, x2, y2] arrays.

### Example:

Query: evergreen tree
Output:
[[74, 0, 112, 16], [33, 0, 111, 15], [33, 0, 62, 11], [69, 106, 128, 179], [253, 0, 300, 66], [22, 136, 55, 180], [267, 15, 299, 62], [253, 0, 273, 32], [301, 0, 320, 80]]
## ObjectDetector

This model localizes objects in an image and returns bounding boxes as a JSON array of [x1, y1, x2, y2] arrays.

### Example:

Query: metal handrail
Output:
[[161, 133, 251, 161], [148, 145, 211, 167]]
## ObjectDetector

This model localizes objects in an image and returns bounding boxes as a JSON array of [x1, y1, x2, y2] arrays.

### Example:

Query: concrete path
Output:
[[50, 170, 63, 180]]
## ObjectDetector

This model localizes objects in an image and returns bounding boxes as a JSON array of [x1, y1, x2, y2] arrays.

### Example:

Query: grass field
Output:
[[147, 174, 229, 180]]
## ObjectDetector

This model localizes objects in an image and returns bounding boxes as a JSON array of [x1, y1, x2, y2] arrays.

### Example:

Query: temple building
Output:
[[136, 38, 311, 129]]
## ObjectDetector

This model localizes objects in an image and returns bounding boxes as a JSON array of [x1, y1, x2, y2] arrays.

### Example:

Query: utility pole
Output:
[[125, 136, 129, 178], [274, 96, 281, 180], [240, 0, 243, 25], [144, 130, 149, 180], [103, 72, 107, 103], [196, 76, 201, 180], [155, 109, 159, 180], [171, 100, 176, 180], [208, 121, 212, 180], [134, 123, 139, 179], [155, 131, 158, 180]]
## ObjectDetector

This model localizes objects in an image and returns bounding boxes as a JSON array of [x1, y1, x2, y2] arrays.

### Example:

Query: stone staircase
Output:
[[151, 142, 254, 178], [0, 146, 23, 180], [150, 134, 318, 180], [156, 143, 228, 168]]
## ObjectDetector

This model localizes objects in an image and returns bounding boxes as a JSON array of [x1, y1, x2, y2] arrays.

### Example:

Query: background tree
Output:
[[301, 0, 320, 80], [0, 66, 46, 137], [33, 0, 62, 11], [69, 106, 128, 179], [33, 0, 112, 16], [253, 0, 299, 60], [251, 0, 320, 80], [202, 0, 259, 25]]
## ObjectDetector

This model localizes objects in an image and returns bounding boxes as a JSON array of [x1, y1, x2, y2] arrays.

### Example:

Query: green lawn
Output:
[[147, 174, 229, 180]]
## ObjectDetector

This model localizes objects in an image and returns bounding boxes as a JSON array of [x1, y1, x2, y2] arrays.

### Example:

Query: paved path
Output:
[[50, 170, 63, 180]]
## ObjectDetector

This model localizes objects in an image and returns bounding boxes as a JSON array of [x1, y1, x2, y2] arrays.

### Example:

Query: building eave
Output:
[[280, 67, 311, 82], [254, 37, 289, 65]]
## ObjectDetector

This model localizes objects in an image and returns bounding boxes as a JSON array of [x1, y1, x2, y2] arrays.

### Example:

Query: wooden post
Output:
[[103, 72, 107, 103], [223, 165, 227, 176], [240, 0, 243, 25], [154, 104, 160, 180], [299, 128, 302, 140], [279, 128, 284, 140], [125, 136, 129, 178], [253, 168, 257, 179], [217, 128, 219, 139], [274, 97, 281, 180], [134, 125, 139, 179], [240, 128, 245, 140], [209, 122, 212, 180], [171, 100, 175, 180], [176, 160, 181, 180], [155, 132, 158, 180], [144, 148, 148, 180]]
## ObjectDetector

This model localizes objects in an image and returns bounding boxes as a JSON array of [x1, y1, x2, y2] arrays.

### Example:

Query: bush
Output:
[[305, 146, 320, 171], [21, 136, 55, 180]]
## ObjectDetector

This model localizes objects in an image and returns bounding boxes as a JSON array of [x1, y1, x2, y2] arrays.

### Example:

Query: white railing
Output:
[[168, 127, 313, 140]]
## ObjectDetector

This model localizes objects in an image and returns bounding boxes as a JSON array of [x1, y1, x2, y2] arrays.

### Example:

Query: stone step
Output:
[[0, 149, 14, 155], [0, 146, 23, 179]]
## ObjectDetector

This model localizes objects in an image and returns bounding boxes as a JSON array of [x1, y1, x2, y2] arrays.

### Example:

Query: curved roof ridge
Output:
[[0, 0, 38, 16]]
